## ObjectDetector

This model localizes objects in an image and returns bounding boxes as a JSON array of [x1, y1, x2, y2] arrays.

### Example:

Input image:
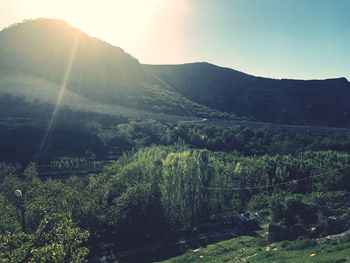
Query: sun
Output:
[[18, 0, 190, 63], [21, 0, 161, 46]]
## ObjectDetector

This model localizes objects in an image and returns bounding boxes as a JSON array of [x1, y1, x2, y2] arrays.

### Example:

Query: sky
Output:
[[0, 0, 349, 80]]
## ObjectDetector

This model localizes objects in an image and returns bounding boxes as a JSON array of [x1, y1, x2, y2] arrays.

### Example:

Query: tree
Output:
[[107, 183, 166, 245], [0, 214, 89, 263], [161, 150, 211, 229], [23, 162, 40, 184], [0, 194, 20, 233], [270, 195, 318, 227]]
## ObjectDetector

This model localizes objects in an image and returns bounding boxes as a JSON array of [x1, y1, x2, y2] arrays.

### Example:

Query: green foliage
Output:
[[0, 214, 89, 263], [23, 162, 39, 182], [159, 230, 350, 263], [307, 191, 349, 216], [100, 119, 350, 158], [0, 231, 29, 262], [2, 119, 350, 260], [2, 144, 350, 250], [107, 183, 166, 244], [247, 193, 270, 213], [270, 195, 318, 227], [25, 179, 76, 231], [0, 194, 20, 233], [281, 237, 317, 251], [161, 150, 211, 229]]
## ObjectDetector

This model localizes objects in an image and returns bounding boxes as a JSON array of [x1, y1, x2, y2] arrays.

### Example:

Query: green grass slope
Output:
[[159, 229, 350, 263]]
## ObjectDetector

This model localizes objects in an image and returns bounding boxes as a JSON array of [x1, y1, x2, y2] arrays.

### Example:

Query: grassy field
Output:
[[158, 228, 350, 263]]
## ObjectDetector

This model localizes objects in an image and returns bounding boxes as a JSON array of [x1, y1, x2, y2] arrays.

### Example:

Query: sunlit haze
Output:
[[1, 0, 349, 79]]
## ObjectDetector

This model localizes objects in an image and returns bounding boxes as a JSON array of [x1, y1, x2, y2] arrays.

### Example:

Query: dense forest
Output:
[[1, 117, 350, 262]]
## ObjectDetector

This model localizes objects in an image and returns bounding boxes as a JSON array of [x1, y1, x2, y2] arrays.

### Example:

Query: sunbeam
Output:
[[36, 31, 80, 159]]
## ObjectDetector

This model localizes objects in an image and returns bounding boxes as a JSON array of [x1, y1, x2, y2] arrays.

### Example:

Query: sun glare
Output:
[[23, 0, 161, 36], [19, 0, 190, 63], [37, 31, 80, 158]]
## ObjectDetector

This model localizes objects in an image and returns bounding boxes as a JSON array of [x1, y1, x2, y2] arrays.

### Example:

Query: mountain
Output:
[[0, 19, 220, 117], [144, 63, 350, 126], [1, 19, 350, 126]]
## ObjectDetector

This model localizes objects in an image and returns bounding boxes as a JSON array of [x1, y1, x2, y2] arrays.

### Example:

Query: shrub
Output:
[[281, 237, 316, 251]]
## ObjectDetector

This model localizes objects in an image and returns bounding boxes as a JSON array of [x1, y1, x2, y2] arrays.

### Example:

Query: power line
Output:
[[199, 171, 336, 191]]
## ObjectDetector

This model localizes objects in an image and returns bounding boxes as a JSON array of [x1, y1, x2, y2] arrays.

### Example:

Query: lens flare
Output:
[[36, 31, 80, 159]]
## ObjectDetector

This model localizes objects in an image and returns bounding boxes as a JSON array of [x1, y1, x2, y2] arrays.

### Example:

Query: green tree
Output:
[[0, 214, 89, 263], [161, 150, 211, 229], [0, 194, 20, 233]]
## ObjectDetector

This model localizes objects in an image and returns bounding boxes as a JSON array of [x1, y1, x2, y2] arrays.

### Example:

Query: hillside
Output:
[[144, 63, 350, 126], [1, 19, 350, 126], [0, 19, 220, 117]]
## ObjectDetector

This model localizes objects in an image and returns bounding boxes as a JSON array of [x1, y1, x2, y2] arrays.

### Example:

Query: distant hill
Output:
[[0, 19, 220, 117], [1, 19, 350, 126], [144, 63, 350, 126]]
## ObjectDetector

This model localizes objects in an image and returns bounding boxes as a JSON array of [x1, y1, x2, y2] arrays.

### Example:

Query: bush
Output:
[[270, 195, 318, 227], [281, 237, 316, 251], [247, 193, 270, 212]]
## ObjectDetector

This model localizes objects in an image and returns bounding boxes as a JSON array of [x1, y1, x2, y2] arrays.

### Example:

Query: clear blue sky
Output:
[[184, 0, 350, 80], [0, 0, 349, 80]]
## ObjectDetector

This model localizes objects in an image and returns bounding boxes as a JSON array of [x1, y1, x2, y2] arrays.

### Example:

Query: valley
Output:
[[1, 18, 350, 263]]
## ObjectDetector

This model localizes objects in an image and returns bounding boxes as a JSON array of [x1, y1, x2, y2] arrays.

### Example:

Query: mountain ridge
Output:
[[144, 61, 349, 82], [0, 18, 224, 118], [144, 63, 350, 126], [1, 18, 350, 126]]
